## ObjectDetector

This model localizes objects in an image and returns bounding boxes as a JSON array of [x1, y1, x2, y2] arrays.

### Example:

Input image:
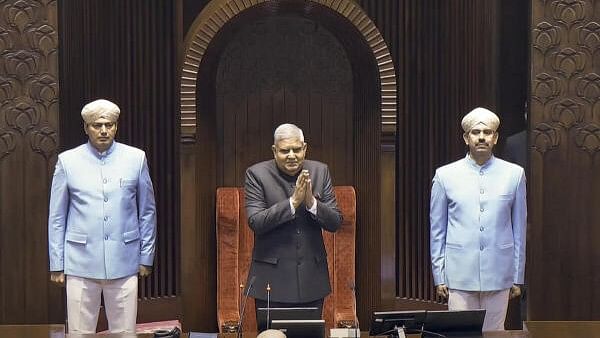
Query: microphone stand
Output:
[[238, 276, 256, 338], [350, 281, 358, 331], [238, 282, 244, 333], [266, 283, 271, 329]]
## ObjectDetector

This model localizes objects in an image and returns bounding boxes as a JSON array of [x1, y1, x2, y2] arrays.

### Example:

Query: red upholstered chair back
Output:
[[216, 186, 357, 333]]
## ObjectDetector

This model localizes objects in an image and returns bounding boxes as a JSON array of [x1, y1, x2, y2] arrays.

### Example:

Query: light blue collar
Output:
[[86, 140, 117, 158], [464, 153, 495, 170]]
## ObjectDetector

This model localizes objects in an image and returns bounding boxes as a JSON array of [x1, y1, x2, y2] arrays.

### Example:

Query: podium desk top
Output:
[[2, 322, 600, 338], [524, 321, 600, 338]]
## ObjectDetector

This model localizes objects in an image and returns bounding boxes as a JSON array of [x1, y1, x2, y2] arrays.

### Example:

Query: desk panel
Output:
[[6, 322, 600, 338]]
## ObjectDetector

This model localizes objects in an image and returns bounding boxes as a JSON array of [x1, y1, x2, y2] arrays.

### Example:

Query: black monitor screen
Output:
[[256, 307, 320, 331], [369, 310, 426, 336], [270, 319, 325, 338], [423, 309, 485, 336]]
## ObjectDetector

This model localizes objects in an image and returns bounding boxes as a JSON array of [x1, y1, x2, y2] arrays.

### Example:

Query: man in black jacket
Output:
[[244, 123, 343, 325]]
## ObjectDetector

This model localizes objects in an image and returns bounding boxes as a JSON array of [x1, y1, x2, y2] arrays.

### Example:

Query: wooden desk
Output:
[[1, 322, 599, 338], [0, 325, 153, 337], [0, 324, 66, 337], [524, 321, 600, 338], [215, 334, 420, 338]]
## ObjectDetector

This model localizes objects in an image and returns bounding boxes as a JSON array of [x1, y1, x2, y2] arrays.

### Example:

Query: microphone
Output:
[[238, 275, 256, 338], [238, 282, 244, 319], [348, 281, 358, 329], [266, 283, 271, 329], [348, 281, 360, 338]]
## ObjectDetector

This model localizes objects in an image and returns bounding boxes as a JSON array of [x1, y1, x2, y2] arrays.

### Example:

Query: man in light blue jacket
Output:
[[430, 107, 526, 331], [48, 99, 156, 333]]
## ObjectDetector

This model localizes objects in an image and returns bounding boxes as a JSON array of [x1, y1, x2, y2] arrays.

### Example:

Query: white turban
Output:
[[81, 99, 120, 124], [461, 107, 500, 132]]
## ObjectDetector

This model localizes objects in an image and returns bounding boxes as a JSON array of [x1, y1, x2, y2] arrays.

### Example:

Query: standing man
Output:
[[430, 107, 527, 331], [244, 123, 343, 324], [48, 99, 156, 333]]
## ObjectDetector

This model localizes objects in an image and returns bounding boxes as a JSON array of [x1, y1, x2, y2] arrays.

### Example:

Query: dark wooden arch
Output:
[[179, 0, 398, 331], [180, 0, 397, 141]]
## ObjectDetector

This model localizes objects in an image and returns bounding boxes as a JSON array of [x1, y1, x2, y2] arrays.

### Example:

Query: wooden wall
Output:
[[59, 0, 183, 323], [0, 0, 182, 326], [360, 0, 499, 307], [178, 0, 529, 331], [358, 0, 527, 313], [180, 1, 384, 330], [0, 0, 61, 324], [529, 0, 600, 320], [13, 0, 600, 331]]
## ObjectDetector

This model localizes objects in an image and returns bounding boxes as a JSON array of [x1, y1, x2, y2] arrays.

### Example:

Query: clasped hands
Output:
[[290, 169, 315, 210], [435, 284, 522, 300], [50, 265, 153, 285]]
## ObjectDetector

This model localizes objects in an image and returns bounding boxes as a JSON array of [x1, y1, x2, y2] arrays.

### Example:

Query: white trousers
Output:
[[66, 274, 138, 333], [448, 288, 510, 332]]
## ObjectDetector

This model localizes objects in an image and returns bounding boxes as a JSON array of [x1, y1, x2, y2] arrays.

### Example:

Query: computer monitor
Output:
[[369, 310, 427, 336], [256, 307, 320, 331], [422, 309, 486, 337], [269, 319, 325, 338]]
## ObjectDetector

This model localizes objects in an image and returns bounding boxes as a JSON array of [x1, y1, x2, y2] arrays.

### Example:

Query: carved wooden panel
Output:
[[0, 0, 60, 324], [530, 0, 600, 320]]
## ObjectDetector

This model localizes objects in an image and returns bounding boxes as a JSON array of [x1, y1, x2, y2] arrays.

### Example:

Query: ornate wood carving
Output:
[[0, 1, 58, 160], [0, 0, 59, 324], [531, 0, 600, 151], [530, 0, 600, 320]]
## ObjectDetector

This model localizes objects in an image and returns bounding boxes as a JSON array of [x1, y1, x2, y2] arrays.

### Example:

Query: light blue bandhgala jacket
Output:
[[48, 141, 156, 280], [430, 155, 527, 291]]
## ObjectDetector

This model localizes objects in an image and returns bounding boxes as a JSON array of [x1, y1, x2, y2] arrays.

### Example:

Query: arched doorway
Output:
[[180, 0, 397, 330]]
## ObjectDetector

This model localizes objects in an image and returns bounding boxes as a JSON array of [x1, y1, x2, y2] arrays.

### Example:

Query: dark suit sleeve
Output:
[[244, 167, 295, 235], [312, 166, 343, 232]]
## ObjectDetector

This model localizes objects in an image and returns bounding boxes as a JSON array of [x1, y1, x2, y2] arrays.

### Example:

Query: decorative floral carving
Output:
[[551, 99, 584, 128], [577, 22, 600, 54], [0, 128, 16, 160], [3, 0, 37, 32], [574, 124, 600, 154], [29, 124, 57, 159], [550, 0, 587, 28], [0, 75, 20, 103], [33, 0, 57, 6], [532, 73, 562, 104], [533, 22, 561, 54], [2, 50, 42, 81], [0, 25, 15, 54], [552, 48, 586, 78], [28, 73, 57, 105], [575, 73, 600, 103], [532, 123, 561, 153], [3, 97, 41, 134], [26, 23, 57, 55]]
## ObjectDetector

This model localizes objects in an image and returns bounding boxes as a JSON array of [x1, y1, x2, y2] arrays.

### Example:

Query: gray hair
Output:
[[257, 329, 287, 338], [273, 123, 304, 144]]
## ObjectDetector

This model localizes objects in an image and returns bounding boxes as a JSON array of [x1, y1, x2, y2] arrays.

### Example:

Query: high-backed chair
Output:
[[216, 186, 357, 333]]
